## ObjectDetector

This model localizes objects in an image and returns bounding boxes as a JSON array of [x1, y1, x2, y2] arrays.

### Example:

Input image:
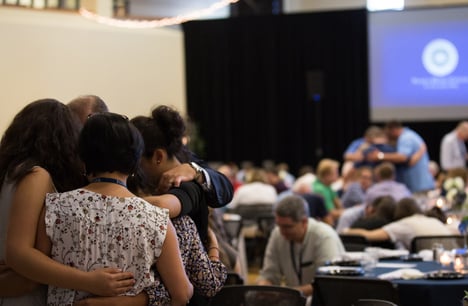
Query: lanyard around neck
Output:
[[290, 242, 304, 283], [91, 177, 127, 188], [290, 241, 314, 284]]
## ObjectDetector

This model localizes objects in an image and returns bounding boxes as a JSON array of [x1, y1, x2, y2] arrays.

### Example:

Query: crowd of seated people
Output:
[[343, 197, 454, 250], [220, 121, 465, 303], [1, 96, 466, 305], [214, 120, 467, 299]]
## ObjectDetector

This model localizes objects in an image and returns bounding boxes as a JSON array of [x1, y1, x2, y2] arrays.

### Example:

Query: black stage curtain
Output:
[[182, 10, 458, 175], [183, 10, 368, 174]]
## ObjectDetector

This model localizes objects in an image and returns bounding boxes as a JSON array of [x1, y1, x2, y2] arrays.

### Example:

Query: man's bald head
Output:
[[68, 95, 108, 124]]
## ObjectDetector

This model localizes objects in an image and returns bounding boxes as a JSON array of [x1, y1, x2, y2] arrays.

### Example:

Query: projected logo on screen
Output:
[[422, 39, 459, 77]]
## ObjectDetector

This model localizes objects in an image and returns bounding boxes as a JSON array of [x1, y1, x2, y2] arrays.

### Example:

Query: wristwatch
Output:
[[189, 162, 205, 183], [377, 152, 385, 160]]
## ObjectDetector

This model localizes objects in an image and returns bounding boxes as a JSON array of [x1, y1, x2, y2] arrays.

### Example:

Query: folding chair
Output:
[[312, 275, 399, 306], [410, 235, 465, 253], [209, 285, 307, 306], [224, 272, 245, 285], [223, 213, 243, 248], [339, 234, 371, 252], [354, 299, 398, 306], [232, 204, 275, 266]]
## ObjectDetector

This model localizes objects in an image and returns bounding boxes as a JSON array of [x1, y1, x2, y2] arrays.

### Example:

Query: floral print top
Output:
[[146, 215, 227, 306], [45, 189, 169, 306]]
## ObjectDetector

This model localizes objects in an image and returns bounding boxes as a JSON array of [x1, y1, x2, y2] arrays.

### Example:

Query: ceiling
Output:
[[127, 0, 468, 20], [129, 0, 230, 19]]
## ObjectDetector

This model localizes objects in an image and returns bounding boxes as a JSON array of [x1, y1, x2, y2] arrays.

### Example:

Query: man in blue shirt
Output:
[[367, 120, 434, 193], [343, 126, 383, 163]]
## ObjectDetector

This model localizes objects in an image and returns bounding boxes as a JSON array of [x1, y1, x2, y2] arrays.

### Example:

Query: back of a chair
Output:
[[234, 203, 275, 225], [209, 285, 307, 306], [224, 272, 245, 285], [339, 234, 371, 252], [354, 299, 398, 306], [258, 215, 276, 239], [410, 235, 465, 253], [312, 276, 399, 306], [223, 213, 243, 247]]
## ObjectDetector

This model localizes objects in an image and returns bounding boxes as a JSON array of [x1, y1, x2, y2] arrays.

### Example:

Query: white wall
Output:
[[0, 7, 185, 133], [2, 0, 466, 133]]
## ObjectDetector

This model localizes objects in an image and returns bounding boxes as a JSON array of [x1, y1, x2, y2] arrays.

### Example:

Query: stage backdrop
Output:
[[183, 9, 459, 174]]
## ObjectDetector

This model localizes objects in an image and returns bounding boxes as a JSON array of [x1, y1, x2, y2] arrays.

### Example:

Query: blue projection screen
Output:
[[368, 6, 468, 121]]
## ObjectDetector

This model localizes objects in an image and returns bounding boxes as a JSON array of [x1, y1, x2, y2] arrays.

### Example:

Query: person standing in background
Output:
[[367, 120, 434, 194], [440, 121, 468, 172], [343, 126, 384, 163]]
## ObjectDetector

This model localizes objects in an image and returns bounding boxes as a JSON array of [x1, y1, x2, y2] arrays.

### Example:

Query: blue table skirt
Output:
[[374, 260, 468, 306]]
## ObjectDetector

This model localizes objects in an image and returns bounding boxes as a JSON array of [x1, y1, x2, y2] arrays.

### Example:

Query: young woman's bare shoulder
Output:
[[24, 166, 53, 187]]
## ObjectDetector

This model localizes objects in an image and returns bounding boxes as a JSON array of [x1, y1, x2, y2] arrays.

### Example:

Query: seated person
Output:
[[312, 159, 343, 224], [278, 181, 332, 226], [336, 162, 411, 233], [425, 206, 447, 224], [257, 195, 345, 303], [264, 166, 289, 194], [350, 196, 396, 249], [341, 166, 373, 208], [227, 167, 277, 211], [344, 197, 453, 250], [351, 196, 396, 230]]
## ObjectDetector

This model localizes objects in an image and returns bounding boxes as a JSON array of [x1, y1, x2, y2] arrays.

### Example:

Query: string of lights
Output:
[[79, 0, 239, 29]]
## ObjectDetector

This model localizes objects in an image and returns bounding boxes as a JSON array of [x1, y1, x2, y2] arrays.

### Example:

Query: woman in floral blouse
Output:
[[76, 106, 227, 306], [43, 112, 193, 305]]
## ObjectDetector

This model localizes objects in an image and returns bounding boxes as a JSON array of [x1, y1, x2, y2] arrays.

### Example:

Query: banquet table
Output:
[[374, 260, 468, 306]]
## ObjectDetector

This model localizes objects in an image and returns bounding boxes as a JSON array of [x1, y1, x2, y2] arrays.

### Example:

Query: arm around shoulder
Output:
[[202, 166, 234, 208], [6, 168, 134, 297], [343, 228, 390, 241]]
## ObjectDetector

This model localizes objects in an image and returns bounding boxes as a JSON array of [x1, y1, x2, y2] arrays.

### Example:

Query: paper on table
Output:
[[377, 262, 416, 269], [378, 268, 425, 280], [343, 248, 409, 260], [371, 248, 409, 259]]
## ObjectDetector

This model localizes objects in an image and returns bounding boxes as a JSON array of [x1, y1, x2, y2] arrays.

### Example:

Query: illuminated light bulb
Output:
[[80, 0, 240, 29], [439, 252, 451, 266]]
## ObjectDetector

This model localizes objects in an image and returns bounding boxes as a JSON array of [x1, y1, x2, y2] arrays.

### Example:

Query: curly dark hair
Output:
[[0, 99, 86, 192], [128, 105, 190, 194], [131, 105, 190, 162]]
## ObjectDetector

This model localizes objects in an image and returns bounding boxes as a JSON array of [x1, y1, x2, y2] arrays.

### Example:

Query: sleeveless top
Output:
[[45, 189, 169, 305], [0, 179, 47, 306]]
